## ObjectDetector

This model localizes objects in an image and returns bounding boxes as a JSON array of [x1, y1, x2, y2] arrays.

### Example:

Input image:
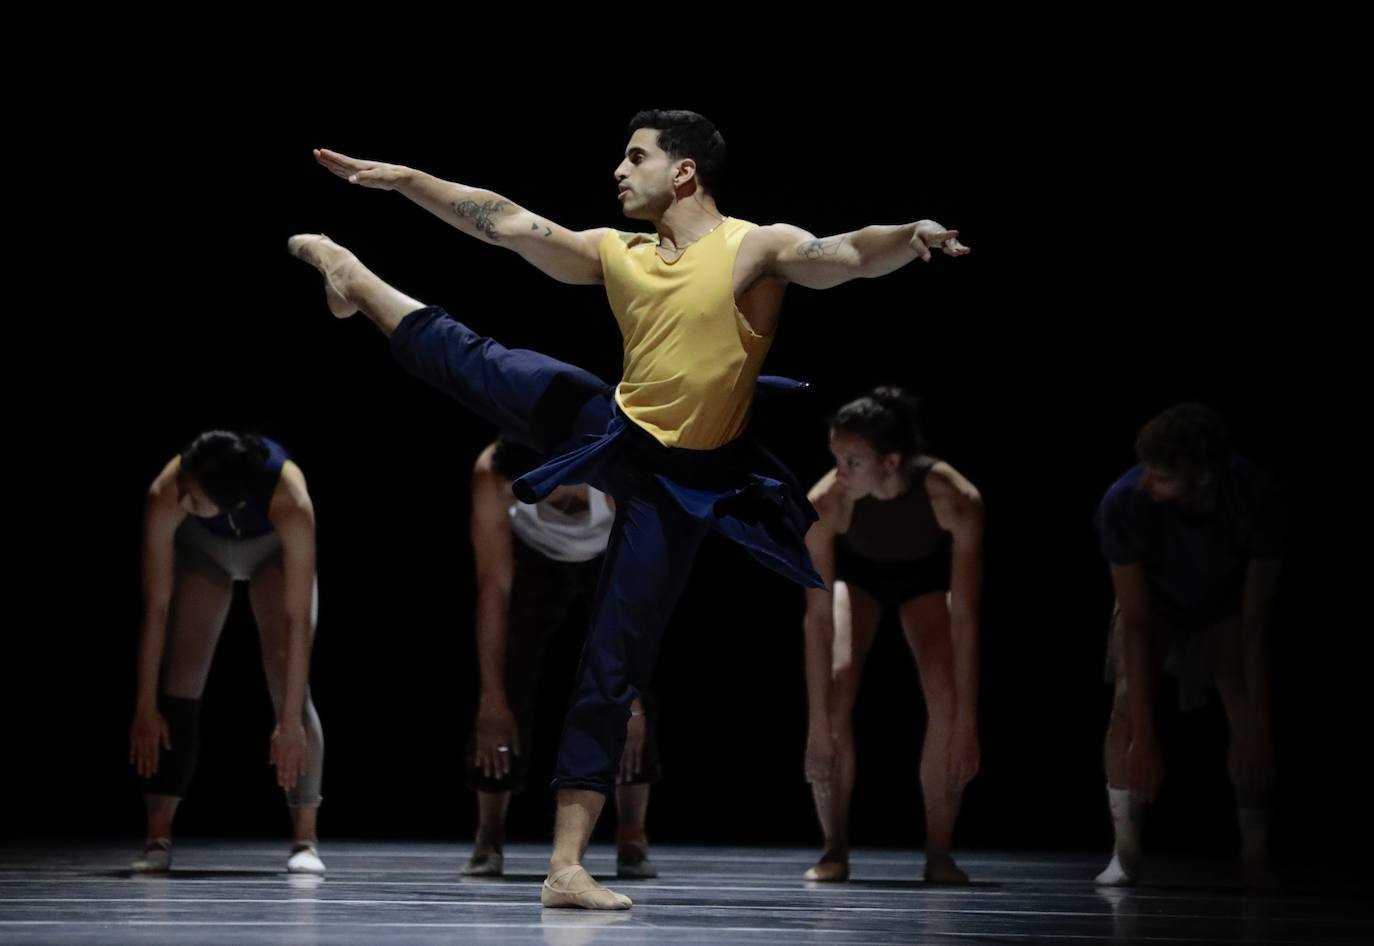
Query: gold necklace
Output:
[[657, 216, 728, 257]]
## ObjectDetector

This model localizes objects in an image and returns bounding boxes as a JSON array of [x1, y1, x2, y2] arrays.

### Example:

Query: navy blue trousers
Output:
[[390, 306, 818, 795]]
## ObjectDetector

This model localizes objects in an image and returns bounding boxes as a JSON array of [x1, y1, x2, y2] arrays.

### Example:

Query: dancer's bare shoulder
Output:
[[808, 469, 855, 535]]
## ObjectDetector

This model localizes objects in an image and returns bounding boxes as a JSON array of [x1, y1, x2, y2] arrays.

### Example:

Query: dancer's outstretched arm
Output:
[[315, 150, 610, 285], [743, 219, 970, 291]]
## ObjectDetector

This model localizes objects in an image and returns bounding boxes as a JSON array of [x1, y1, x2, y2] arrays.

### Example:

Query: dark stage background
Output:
[[7, 24, 1370, 866]]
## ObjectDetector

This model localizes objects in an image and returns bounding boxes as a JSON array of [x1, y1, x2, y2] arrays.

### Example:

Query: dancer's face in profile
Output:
[[614, 128, 688, 221], [829, 430, 901, 497], [176, 471, 221, 518]]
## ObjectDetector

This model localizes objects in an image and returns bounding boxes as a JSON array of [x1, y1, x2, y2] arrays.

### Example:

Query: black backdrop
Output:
[[6, 21, 1370, 863]]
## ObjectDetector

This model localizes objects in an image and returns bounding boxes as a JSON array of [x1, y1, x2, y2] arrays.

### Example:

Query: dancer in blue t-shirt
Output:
[[1094, 403, 1281, 888]]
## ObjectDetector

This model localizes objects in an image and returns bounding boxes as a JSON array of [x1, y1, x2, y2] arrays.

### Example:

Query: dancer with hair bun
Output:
[[801, 389, 984, 884]]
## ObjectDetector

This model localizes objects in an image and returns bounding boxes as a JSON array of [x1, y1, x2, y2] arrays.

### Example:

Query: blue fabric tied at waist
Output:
[[513, 376, 824, 589]]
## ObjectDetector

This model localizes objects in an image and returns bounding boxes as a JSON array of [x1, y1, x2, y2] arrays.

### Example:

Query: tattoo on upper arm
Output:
[[530, 221, 553, 237], [798, 237, 843, 260], [452, 199, 511, 241]]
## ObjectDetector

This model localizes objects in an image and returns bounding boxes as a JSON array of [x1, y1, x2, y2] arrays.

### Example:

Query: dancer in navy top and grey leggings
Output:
[[129, 431, 325, 874]]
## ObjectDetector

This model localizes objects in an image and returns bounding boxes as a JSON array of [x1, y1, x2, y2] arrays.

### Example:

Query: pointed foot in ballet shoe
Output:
[[541, 865, 633, 910], [287, 233, 359, 319], [803, 859, 850, 883], [924, 855, 970, 886], [462, 850, 505, 877], [1094, 850, 1140, 887]]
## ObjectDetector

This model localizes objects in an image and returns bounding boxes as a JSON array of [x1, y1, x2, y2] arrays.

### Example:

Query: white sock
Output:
[[1108, 787, 1144, 850], [1095, 786, 1144, 885]]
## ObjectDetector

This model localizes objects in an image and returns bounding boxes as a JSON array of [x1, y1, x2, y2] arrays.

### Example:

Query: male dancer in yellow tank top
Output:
[[292, 110, 969, 909]]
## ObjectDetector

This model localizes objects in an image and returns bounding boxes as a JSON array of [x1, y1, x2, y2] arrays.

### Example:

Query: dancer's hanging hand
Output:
[[474, 701, 520, 780], [619, 704, 647, 784], [130, 707, 171, 779], [950, 723, 981, 791], [270, 721, 308, 790], [1127, 730, 1164, 802], [804, 725, 837, 790]]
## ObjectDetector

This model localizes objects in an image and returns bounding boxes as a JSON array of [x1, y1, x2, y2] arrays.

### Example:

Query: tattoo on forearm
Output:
[[452, 199, 511, 241], [798, 237, 843, 259], [530, 221, 553, 237]]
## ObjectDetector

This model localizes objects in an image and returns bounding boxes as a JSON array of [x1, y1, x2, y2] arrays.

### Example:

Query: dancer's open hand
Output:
[[130, 708, 171, 779], [619, 709, 647, 784], [804, 726, 837, 789], [314, 149, 412, 190], [270, 722, 308, 790], [1127, 731, 1164, 802], [474, 701, 520, 780], [950, 724, 980, 790]]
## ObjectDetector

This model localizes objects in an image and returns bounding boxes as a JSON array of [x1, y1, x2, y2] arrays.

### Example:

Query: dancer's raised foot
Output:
[[287, 234, 360, 318]]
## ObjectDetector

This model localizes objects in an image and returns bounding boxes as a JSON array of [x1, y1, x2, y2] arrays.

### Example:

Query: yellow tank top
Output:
[[599, 217, 773, 449]]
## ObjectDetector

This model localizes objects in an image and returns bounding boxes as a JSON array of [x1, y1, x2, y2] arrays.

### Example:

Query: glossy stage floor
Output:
[[1, 841, 1367, 945]]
